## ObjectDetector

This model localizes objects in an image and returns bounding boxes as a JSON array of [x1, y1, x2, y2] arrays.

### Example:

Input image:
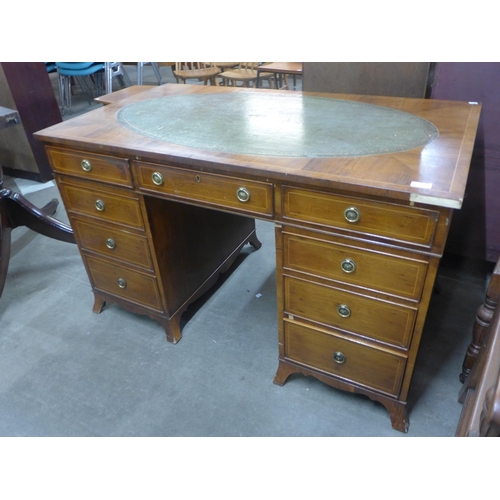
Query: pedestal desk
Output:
[[34, 84, 480, 432]]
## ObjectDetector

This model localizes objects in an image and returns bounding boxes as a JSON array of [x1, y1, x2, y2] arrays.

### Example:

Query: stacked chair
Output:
[[55, 62, 131, 115]]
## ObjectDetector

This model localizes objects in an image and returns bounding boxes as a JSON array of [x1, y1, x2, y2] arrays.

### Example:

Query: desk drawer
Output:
[[47, 147, 133, 187], [283, 231, 428, 300], [59, 179, 144, 229], [72, 218, 153, 270], [134, 161, 274, 217], [284, 321, 406, 396], [283, 186, 438, 246], [284, 276, 416, 349], [85, 256, 163, 312]]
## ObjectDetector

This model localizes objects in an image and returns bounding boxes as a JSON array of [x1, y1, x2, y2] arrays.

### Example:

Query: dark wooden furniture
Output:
[[0, 63, 62, 182], [456, 279, 500, 436], [34, 84, 480, 432], [430, 63, 500, 263], [302, 62, 431, 98], [0, 106, 75, 298], [459, 258, 500, 383]]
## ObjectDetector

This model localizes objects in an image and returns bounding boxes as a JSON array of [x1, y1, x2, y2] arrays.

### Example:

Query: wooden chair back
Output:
[[173, 63, 220, 85]]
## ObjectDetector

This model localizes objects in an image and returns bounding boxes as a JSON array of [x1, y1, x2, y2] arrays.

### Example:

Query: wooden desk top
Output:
[[34, 84, 481, 209], [94, 85, 155, 106], [258, 62, 303, 75]]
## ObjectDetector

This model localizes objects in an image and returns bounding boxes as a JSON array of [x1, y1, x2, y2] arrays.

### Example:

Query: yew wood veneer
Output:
[[34, 84, 481, 432]]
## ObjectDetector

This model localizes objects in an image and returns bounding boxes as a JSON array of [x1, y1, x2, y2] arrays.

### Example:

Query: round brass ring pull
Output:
[[117, 278, 127, 289], [81, 159, 92, 172], [333, 352, 346, 364], [95, 199, 105, 212], [337, 304, 351, 318], [236, 187, 251, 203], [344, 206, 361, 223], [341, 259, 356, 273], [152, 172, 164, 186], [106, 238, 116, 249]]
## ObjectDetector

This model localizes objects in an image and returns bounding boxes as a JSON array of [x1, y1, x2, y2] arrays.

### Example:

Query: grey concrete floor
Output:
[[0, 64, 493, 437]]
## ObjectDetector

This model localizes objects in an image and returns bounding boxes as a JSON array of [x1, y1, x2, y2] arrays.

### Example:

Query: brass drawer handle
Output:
[[337, 304, 351, 318], [152, 172, 164, 186], [333, 351, 346, 364], [344, 206, 361, 223], [340, 258, 356, 273], [106, 238, 116, 249], [81, 159, 92, 172], [117, 278, 127, 289], [95, 199, 105, 211], [236, 187, 251, 203]]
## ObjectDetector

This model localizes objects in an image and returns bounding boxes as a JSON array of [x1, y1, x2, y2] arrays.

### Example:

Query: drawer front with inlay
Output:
[[283, 186, 438, 246], [283, 231, 428, 300], [134, 161, 274, 217], [59, 180, 144, 229], [47, 147, 133, 187], [72, 218, 153, 270], [284, 321, 407, 396], [284, 276, 416, 349], [85, 256, 163, 312]]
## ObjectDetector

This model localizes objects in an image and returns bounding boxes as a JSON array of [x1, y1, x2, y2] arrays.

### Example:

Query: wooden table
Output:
[[257, 62, 302, 89], [0, 106, 74, 299], [34, 84, 480, 432]]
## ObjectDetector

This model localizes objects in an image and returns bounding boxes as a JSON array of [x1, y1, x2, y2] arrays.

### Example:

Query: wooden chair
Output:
[[219, 62, 275, 88], [173, 63, 220, 86], [456, 255, 500, 436], [212, 62, 239, 71], [459, 258, 500, 383], [456, 297, 500, 436]]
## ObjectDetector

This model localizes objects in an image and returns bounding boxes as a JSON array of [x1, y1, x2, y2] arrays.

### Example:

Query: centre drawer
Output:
[[283, 231, 428, 300], [282, 186, 439, 247], [284, 276, 416, 348], [85, 256, 163, 312], [283, 321, 407, 397], [134, 161, 274, 217]]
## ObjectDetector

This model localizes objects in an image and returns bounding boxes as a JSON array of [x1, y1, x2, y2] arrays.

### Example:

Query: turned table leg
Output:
[[460, 258, 500, 384]]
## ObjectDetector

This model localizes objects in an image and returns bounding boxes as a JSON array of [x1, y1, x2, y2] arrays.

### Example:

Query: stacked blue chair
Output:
[[55, 62, 105, 115]]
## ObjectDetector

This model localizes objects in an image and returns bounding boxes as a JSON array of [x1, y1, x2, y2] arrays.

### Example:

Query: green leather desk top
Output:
[[117, 92, 438, 158]]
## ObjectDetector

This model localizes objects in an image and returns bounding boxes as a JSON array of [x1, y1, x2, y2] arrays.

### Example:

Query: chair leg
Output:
[[151, 63, 163, 85], [57, 74, 66, 115], [137, 62, 162, 86], [74, 75, 96, 103], [137, 62, 144, 85]]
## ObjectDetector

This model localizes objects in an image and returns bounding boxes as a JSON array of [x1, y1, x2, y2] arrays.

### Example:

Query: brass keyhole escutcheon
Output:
[[117, 278, 127, 289], [95, 199, 105, 212], [337, 304, 351, 318], [341, 259, 356, 273], [344, 206, 361, 223], [152, 172, 164, 186], [236, 187, 250, 203], [106, 238, 116, 249], [333, 352, 346, 364], [81, 159, 92, 172]]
